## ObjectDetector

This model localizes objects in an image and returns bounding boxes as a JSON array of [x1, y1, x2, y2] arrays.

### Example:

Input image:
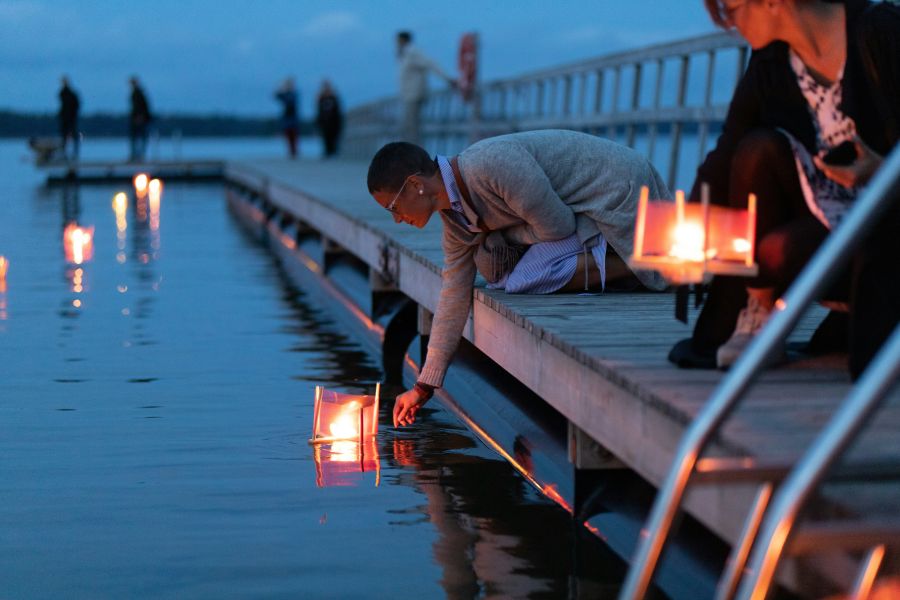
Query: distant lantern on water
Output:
[[629, 184, 758, 285], [309, 384, 380, 444], [0, 255, 8, 281], [63, 223, 95, 265], [133, 173, 150, 199]]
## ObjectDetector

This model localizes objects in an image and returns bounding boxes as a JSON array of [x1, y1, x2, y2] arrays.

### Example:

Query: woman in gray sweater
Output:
[[367, 130, 670, 427]]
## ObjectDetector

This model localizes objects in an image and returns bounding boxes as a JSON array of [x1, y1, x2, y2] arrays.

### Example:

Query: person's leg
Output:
[[674, 128, 808, 367], [848, 204, 900, 379], [285, 128, 298, 158], [401, 100, 423, 145], [129, 126, 137, 161]]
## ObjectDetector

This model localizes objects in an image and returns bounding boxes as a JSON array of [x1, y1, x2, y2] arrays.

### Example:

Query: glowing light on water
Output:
[[133, 173, 149, 198], [63, 224, 94, 265]]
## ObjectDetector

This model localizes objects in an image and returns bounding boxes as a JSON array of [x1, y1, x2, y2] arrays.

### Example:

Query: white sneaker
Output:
[[716, 294, 784, 369]]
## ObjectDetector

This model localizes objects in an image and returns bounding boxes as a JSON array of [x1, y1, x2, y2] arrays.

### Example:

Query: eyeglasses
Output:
[[386, 172, 421, 213]]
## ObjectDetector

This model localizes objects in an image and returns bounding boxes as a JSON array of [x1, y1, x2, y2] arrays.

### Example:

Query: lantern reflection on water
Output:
[[630, 185, 758, 285], [309, 384, 381, 487], [63, 223, 95, 265], [313, 437, 380, 488]]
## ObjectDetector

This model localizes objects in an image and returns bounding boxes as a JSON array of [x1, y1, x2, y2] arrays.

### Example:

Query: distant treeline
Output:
[[0, 110, 316, 138]]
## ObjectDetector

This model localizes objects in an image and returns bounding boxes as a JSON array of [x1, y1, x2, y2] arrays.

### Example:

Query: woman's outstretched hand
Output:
[[393, 388, 429, 427], [814, 136, 883, 188]]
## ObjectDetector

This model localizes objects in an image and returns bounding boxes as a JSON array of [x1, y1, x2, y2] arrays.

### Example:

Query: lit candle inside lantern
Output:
[[133, 173, 149, 198], [63, 223, 95, 265], [629, 185, 758, 285], [310, 384, 380, 444]]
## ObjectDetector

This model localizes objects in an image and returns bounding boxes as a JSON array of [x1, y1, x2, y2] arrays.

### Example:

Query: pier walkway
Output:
[[224, 157, 900, 590]]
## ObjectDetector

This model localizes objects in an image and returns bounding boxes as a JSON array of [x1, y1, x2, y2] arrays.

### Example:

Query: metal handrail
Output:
[[619, 144, 900, 599], [735, 323, 900, 598], [343, 32, 746, 191]]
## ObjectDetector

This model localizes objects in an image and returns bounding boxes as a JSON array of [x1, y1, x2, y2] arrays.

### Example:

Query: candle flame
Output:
[[733, 238, 751, 254], [669, 222, 707, 262], [328, 401, 361, 439]]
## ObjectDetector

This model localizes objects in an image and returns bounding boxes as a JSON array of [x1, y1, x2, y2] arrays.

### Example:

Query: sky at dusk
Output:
[[0, 1, 717, 117]]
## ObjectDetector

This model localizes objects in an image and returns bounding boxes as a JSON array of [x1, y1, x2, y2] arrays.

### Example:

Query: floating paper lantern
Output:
[[0, 255, 8, 281], [309, 384, 380, 444], [630, 185, 758, 285], [133, 173, 149, 199], [63, 223, 95, 265]]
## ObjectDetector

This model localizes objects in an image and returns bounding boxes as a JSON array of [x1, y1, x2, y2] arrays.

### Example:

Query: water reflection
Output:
[[313, 438, 380, 488]]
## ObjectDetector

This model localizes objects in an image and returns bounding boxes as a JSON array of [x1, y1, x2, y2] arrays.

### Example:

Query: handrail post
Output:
[[620, 145, 900, 600]]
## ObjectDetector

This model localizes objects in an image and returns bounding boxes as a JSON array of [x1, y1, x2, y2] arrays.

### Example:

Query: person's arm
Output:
[[814, 4, 900, 188], [690, 53, 763, 202], [394, 227, 477, 427], [409, 47, 455, 85]]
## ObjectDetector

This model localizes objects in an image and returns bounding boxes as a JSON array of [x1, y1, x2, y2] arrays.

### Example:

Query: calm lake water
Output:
[[0, 139, 624, 598]]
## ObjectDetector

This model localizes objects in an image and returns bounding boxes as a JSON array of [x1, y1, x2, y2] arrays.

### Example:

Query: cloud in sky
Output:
[[300, 10, 364, 38]]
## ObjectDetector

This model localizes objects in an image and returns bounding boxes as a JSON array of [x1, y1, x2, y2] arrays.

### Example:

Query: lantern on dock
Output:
[[309, 384, 380, 444], [629, 185, 758, 285], [133, 173, 149, 199], [63, 223, 95, 265]]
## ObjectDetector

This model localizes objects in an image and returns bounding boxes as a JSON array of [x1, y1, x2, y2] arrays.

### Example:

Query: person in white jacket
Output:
[[396, 31, 455, 144]]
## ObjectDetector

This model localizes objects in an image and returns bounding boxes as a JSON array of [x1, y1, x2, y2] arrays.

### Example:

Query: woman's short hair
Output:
[[704, 0, 733, 29], [367, 142, 437, 194]]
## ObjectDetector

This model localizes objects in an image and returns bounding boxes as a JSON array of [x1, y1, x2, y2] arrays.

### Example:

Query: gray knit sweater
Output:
[[418, 130, 670, 387]]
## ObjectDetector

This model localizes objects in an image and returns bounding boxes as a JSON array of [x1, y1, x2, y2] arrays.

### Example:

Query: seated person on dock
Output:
[[668, 0, 900, 377], [367, 129, 671, 427]]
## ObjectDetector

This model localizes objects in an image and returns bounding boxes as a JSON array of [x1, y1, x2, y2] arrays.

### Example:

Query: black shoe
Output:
[[808, 310, 849, 355], [668, 338, 717, 369]]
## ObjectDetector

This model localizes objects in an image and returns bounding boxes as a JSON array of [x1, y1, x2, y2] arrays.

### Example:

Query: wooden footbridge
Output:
[[39, 28, 899, 599]]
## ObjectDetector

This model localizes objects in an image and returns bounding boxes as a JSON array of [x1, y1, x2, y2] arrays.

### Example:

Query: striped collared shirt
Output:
[[437, 155, 474, 231]]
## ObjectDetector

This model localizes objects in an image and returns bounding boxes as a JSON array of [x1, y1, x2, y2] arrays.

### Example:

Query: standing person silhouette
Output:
[[128, 77, 152, 162], [396, 31, 455, 145], [316, 80, 343, 158], [58, 76, 80, 160], [275, 78, 300, 158]]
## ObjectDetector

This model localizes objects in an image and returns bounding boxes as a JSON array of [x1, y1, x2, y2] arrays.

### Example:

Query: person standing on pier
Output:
[[316, 80, 343, 158], [128, 76, 152, 162], [58, 76, 80, 160], [367, 130, 670, 427], [668, 0, 900, 378], [275, 78, 300, 158], [396, 31, 456, 145]]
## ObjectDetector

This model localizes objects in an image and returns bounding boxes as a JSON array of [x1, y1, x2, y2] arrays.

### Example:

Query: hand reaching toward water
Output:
[[393, 388, 429, 427]]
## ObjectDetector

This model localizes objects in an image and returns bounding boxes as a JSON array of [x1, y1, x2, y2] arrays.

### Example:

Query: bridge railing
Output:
[[344, 31, 747, 191]]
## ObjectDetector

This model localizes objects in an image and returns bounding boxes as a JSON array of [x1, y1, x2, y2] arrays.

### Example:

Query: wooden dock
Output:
[[38, 158, 224, 185], [224, 157, 900, 593]]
